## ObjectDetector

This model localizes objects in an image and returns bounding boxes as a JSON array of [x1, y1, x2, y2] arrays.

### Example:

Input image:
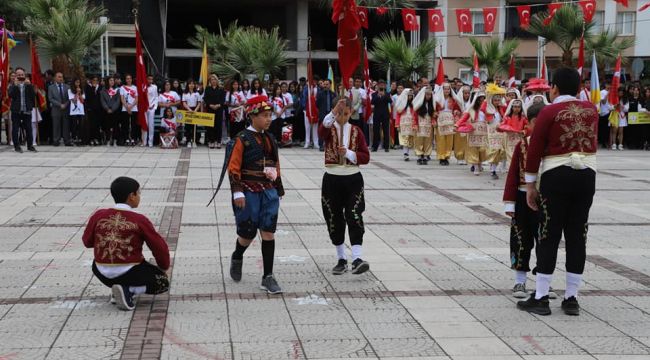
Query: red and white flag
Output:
[[577, 34, 585, 77], [135, 22, 148, 131], [609, 54, 622, 105], [508, 54, 516, 88], [0, 30, 9, 114], [455, 8, 473, 33], [614, 0, 629, 7], [332, 0, 361, 89], [306, 50, 319, 124], [402, 9, 419, 31], [483, 8, 497, 33], [540, 55, 548, 81], [472, 52, 480, 89], [428, 9, 445, 32], [544, 3, 563, 26], [517, 5, 532, 28], [363, 44, 372, 123], [435, 54, 445, 86], [640, 2, 650, 11], [578, 0, 597, 23], [358, 7, 369, 29], [30, 38, 47, 111]]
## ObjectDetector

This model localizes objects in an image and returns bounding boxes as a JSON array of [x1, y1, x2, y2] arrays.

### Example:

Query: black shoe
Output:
[[426, 156, 431, 161], [260, 274, 282, 294], [384, 149, 389, 152], [14, 147, 23, 153], [561, 296, 580, 316], [443, 159, 449, 166], [517, 294, 551, 315], [491, 171, 499, 180], [351, 258, 370, 275], [417, 158, 423, 165], [28, 147, 37, 152], [112, 284, 135, 311], [470, 165, 475, 173], [53, 142, 60, 147], [319, 147, 324, 152], [371, 148, 378, 152], [64, 143, 73, 147], [439, 160, 444, 165], [230, 257, 243, 282], [332, 259, 348, 275], [422, 159, 428, 165]]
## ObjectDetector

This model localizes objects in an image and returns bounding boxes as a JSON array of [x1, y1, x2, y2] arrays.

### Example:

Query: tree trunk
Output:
[[562, 49, 574, 67]]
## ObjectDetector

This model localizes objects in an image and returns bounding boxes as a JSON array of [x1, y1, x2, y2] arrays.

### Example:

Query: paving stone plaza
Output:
[[0, 145, 649, 360]]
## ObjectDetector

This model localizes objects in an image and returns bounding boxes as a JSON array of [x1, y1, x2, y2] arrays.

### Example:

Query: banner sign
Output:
[[628, 112, 650, 125], [175, 110, 215, 127]]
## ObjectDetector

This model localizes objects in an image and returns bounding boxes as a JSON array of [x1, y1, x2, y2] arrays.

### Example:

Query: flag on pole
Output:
[[30, 38, 47, 111], [540, 55, 548, 80], [135, 22, 149, 131], [435, 54, 445, 86], [333, 0, 361, 89], [362, 42, 372, 122], [508, 54, 516, 88], [640, 2, 650, 12], [306, 45, 319, 124], [577, 34, 585, 77], [609, 54, 622, 105], [199, 39, 209, 89], [328, 61, 335, 92], [0, 30, 10, 114], [472, 52, 480, 89], [590, 53, 601, 109]]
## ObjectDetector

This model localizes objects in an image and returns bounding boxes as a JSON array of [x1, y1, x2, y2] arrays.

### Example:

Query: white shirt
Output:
[[182, 92, 202, 109], [271, 96, 285, 121], [147, 84, 159, 110], [226, 91, 246, 106], [246, 88, 267, 100], [95, 203, 137, 279], [158, 91, 181, 115], [281, 92, 293, 118], [69, 90, 85, 116], [120, 85, 138, 112], [599, 90, 611, 116], [579, 88, 591, 102]]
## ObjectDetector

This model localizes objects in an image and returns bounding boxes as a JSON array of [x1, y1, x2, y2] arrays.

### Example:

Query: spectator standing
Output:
[[226, 80, 247, 139], [143, 75, 158, 147], [316, 79, 337, 152], [120, 74, 138, 146], [371, 80, 392, 152], [85, 75, 102, 145], [8, 67, 37, 153], [203, 75, 226, 149], [100, 76, 121, 146], [69, 79, 86, 145], [48, 72, 71, 146], [181, 79, 202, 147]]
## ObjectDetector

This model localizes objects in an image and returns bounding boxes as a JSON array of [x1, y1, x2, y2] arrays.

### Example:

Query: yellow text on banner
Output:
[[175, 110, 215, 127], [628, 112, 650, 125]]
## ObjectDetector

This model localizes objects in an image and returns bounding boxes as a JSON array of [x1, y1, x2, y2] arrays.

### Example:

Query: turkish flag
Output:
[[428, 9, 445, 32], [640, 3, 650, 12], [333, 0, 361, 90], [609, 54, 622, 105], [30, 39, 47, 111], [544, 3, 563, 26], [435, 55, 445, 86], [472, 52, 480, 89], [376, 7, 388, 16], [306, 53, 319, 124], [455, 8, 473, 33], [402, 9, 419, 31], [358, 7, 369, 29], [135, 23, 149, 131], [577, 34, 585, 77], [508, 54, 516, 88], [0, 31, 9, 114], [579, 0, 597, 23], [363, 45, 372, 122], [517, 5, 532, 28], [483, 8, 497, 33], [614, 0, 629, 7]]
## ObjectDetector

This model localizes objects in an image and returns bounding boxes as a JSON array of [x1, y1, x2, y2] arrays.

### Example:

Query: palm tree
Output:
[[370, 32, 436, 80], [21, 0, 106, 78], [319, 0, 414, 14], [457, 37, 519, 78], [527, 4, 633, 67]]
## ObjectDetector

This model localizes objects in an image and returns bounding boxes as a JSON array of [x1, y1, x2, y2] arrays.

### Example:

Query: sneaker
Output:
[[417, 158, 423, 165], [332, 259, 348, 275], [187, 142, 192, 148], [561, 296, 580, 316], [491, 171, 499, 180], [351, 258, 370, 275], [458, 160, 467, 165], [27, 147, 37, 153], [230, 257, 243, 282], [611, 143, 617, 150], [516, 293, 551, 315], [618, 144, 624, 151], [403, 153, 410, 162], [512, 283, 528, 299], [260, 274, 282, 294], [548, 287, 558, 299], [109, 294, 116, 304], [112, 284, 135, 311]]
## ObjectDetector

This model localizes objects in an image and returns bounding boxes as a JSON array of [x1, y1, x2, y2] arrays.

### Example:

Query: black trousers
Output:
[[510, 191, 538, 272], [104, 112, 119, 142], [207, 110, 222, 144], [598, 114, 609, 148], [321, 172, 365, 246], [92, 261, 169, 295], [372, 115, 390, 150], [230, 120, 245, 139], [270, 118, 283, 143], [40, 109, 52, 144], [11, 112, 33, 149], [120, 111, 137, 144], [534, 167, 596, 275]]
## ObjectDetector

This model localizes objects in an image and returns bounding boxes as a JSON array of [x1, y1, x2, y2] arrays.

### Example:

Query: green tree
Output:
[[370, 32, 436, 80], [586, 29, 635, 67], [21, 0, 106, 78], [457, 37, 519, 78]]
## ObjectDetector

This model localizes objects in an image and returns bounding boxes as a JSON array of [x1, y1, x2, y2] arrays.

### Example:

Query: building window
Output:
[[459, 68, 488, 84], [504, 2, 551, 39], [616, 12, 635, 35], [472, 11, 486, 35], [592, 11, 604, 34]]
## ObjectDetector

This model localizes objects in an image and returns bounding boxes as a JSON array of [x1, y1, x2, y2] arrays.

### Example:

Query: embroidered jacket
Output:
[[318, 112, 370, 170], [525, 99, 598, 181], [503, 138, 529, 212], [82, 208, 170, 270]]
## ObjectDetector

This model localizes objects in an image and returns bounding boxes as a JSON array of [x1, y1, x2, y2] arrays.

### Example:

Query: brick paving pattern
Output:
[[0, 146, 649, 359]]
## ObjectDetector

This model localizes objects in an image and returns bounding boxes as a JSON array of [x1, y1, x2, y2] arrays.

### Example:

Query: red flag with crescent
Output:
[[135, 23, 148, 131], [614, 0, 629, 7], [472, 52, 480, 89], [0, 31, 10, 114], [609, 54, 622, 105], [333, 0, 361, 89], [517, 5, 532, 28], [640, 2, 650, 12], [483, 8, 497, 33], [306, 50, 319, 124], [30, 39, 47, 111], [456, 9, 473, 33], [428, 9, 445, 32], [544, 3, 563, 26], [577, 34, 585, 77], [376, 7, 388, 16], [578, 0, 597, 23], [358, 7, 369, 29], [435, 55, 445, 86], [402, 9, 419, 31], [508, 54, 516, 88], [363, 44, 372, 122]]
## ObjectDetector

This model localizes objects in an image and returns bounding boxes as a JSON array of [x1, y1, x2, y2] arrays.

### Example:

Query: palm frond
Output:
[[457, 37, 519, 77], [586, 29, 635, 66], [370, 32, 434, 80]]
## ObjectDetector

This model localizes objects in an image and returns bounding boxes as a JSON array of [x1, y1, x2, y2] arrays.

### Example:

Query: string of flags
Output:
[[355, 0, 649, 33]]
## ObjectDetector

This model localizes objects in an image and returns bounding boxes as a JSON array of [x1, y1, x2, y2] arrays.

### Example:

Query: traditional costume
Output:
[[319, 107, 370, 275], [395, 89, 416, 161], [499, 99, 528, 164], [434, 84, 461, 165], [451, 86, 473, 164], [484, 84, 507, 179], [411, 87, 435, 164], [522, 78, 550, 114], [456, 91, 487, 175]]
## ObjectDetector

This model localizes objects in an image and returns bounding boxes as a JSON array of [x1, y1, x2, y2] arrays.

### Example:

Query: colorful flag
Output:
[[428, 9, 445, 32], [517, 5, 532, 28], [135, 22, 149, 131], [402, 9, 419, 31], [579, 0, 597, 22], [508, 54, 516, 88], [590, 53, 601, 108], [483, 8, 497, 33], [199, 39, 209, 89], [327, 62, 335, 92], [333, 0, 361, 89], [577, 34, 585, 77], [456, 9, 473, 33], [609, 54, 622, 105], [472, 52, 480, 89], [30, 38, 47, 111]]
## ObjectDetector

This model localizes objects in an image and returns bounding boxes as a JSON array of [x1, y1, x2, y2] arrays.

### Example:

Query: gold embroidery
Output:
[[557, 104, 597, 151], [96, 212, 139, 262], [325, 128, 339, 163]]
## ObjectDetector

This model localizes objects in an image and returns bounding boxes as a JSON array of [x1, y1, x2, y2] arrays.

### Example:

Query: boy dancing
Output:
[[226, 95, 285, 294], [319, 98, 370, 275], [82, 177, 170, 311]]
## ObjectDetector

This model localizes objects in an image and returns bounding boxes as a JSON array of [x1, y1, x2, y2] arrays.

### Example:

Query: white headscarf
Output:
[[395, 88, 413, 114]]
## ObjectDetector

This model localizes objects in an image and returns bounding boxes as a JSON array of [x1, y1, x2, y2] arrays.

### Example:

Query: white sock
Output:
[[404, 147, 410, 155], [129, 286, 147, 295], [336, 244, 346, 260], [565, 272, 582, 299], [351, 245, 362, 261], [490, 163, 497, 172], [535, 273, 553, 299], [515, 271, 527, 285]]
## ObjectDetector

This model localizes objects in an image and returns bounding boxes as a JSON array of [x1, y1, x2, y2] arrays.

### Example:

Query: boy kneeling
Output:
[[83, 177, 170, 310]]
